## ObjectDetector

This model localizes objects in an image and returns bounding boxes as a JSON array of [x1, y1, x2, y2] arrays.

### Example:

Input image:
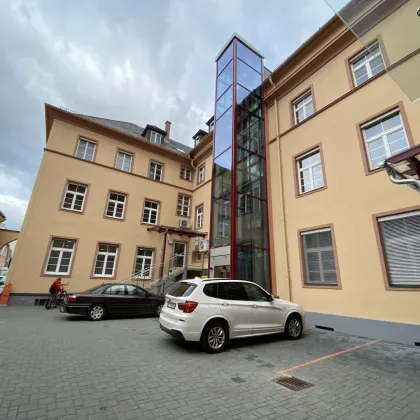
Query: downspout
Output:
[[270, 76, 292, 301], [389, 175, 420, 189], [159, 229, 169, 279]]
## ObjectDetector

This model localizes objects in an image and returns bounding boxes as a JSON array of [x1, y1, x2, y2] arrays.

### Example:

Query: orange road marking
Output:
[[280, 339, 381, 374]]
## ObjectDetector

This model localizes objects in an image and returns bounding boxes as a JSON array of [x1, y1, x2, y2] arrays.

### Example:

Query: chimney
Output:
[[164, 121, 171, 141]]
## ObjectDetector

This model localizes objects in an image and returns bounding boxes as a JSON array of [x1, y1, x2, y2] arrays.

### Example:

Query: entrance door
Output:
[[173, 242, 186, 268], [214, 265, 230, 278]]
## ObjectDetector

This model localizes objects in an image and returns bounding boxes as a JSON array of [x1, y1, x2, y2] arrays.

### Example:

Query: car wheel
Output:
[[87, 304, 105, 321], [285, 314, 303, 340], [154, 303, 163, 317], [200, 321, 228, 354]]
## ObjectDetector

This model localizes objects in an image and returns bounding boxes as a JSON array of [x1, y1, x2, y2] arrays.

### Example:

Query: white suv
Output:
[[159, 278, 305, 353]]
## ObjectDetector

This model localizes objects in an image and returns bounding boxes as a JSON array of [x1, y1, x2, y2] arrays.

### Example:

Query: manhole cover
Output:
[[272, 376, 314, 391]]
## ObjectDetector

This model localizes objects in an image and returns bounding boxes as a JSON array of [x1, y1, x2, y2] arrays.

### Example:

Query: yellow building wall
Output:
[[270, 73, 420, 325]]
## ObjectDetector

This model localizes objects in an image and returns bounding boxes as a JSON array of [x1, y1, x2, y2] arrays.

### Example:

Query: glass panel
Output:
[[217, 60, 233, 99], [236, 153, 265, 194], [364, 122, 382, 139], [370, 56, 384, 75], [352, 55, 366, 69], [354, 66, 368, 85], [214, 107, 232, 158], [237, 41, 261, 73], [237, 60, 262, 97], [212, 195, 231, 247], [215, 87, 233, 120], [236, 196, 268, 248], [213, 149, 232, 198], [236, 247, 269, 290], [382, 113, 401, 131], [217, 43, 233, 75], [236, 111, 264, 155], [237, 85, 262, 115]]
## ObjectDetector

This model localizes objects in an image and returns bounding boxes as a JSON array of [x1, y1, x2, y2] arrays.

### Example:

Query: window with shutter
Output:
[[378, 211, 420, 287], [301, 228, 338, 285]]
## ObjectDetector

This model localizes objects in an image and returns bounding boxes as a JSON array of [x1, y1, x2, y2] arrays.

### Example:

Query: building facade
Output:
[[8, 3, 420, 344]]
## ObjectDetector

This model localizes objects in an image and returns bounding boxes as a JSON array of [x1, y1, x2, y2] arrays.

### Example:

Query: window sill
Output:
[[41, 273, 71, 278], [302, 283, 341, 290], [90, 275, 116, 280], [59, 208, 84, 215], [297, 186, 326, 198], [104, 215, 125, 222], [141, 221, 158, 226], [365, 166, 383, 176], [386, 285, 420, 292]]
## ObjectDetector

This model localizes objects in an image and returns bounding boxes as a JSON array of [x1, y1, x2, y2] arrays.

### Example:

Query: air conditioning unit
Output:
[[179, 219, 191, 229], [199, 240, 209, 252], [194, 238, 200, 250]]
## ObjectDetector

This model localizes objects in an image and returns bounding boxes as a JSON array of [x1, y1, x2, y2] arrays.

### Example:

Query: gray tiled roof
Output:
[[82, 115, 193, 156]]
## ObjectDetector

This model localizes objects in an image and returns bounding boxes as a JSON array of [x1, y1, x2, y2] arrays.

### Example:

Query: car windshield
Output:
[[82, 285, 105, 294], [168, 282, 197, 297]]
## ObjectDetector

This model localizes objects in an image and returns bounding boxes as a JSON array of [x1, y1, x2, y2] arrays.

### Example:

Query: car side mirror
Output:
[[268, 295, 274, 302]]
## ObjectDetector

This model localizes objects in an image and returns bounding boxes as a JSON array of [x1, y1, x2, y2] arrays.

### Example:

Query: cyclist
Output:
[[49, 277, 62, 307]]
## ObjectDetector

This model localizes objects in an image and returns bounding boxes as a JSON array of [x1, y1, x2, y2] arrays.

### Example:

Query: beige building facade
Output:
[[7, 3, 420, 344]]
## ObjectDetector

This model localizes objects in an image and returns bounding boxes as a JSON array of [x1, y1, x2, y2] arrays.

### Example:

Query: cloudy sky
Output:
[[0, 0, 333, 230]]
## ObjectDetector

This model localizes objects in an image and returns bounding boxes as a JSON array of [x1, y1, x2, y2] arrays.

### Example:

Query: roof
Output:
[[0, 211, 6, 222], [193, 129, 207, 139], [81, 115, 192, 156], [141, 124, 167, 137]]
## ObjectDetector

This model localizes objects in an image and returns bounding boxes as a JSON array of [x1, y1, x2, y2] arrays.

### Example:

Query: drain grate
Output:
[[272, 376, 314, 391]]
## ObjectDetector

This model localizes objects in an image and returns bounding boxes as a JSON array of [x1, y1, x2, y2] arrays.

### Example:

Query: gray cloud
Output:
[[0, 0, 332, 230]]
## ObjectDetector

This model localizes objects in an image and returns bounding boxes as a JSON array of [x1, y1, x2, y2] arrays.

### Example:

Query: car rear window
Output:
[[203, 284, 218, 298], [169, 282, 197, 297]]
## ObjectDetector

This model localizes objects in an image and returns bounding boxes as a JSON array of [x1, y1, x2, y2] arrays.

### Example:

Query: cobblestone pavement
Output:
[[0, 307, 419, 420]]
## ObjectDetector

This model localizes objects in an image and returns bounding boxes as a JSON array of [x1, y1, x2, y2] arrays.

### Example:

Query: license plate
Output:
[[167, 302, 176, 309]]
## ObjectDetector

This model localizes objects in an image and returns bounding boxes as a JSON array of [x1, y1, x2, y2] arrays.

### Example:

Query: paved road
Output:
[[0, 307, 419, 420]]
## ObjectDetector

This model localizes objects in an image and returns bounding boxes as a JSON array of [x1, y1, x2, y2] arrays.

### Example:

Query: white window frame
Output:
[[142, 200, 159, 225], [149, 161, 163, 181], [93, 243, 119, 278], [76, 139, 96, 161], [351, 41, 385, 86], [180, 167, 192, 181], [293, 92, 313, 124], [196, 205, 204, 229], [177, 194, 191, 217], [115, 151, 133, 172], [44, 238, 76, 275], [301, 228, 337, 285], [106, 192, 127, 219], [362, 109, 409, 170], [150, 131, 163, 143], [192, 252, 202, 262], [62, 182, 87, 212], [134, 248, 154, 279], [296, 149, 324, 194], [198, 165, 205, 184]]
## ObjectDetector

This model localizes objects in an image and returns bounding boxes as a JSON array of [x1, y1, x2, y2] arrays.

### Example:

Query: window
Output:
[[134, 248, 154, 279], [293, 92, 314, 124], [104, 284, 125, 295], [169, 282, 197, 297], [115, 151, 133, 172], [150, 131, 163, 144], [301, 228, 338, 286], [296, 149, 324, 194], [218, 282, 248, 301], [177, 194, 191, 217], [198, 166, 205, 184], [192, 251, 202, 262], [180, 167, 192, 181], [378, 211, 420, 288], [203, 283, 217, 298], [362, 110, 409, 170], [149, 161, 163, 181], [351, 42, 385, 86], [243, 283, 270, 302], [75, 139, 96, 161], [62, 182, 87, 212], [142, 200, 159, 225], [105, 192, 127, 219], [44, 238, 76, 275], [93, 243, 119, 278], [126, 285, 148, 296], [196, 205, 203, 229]]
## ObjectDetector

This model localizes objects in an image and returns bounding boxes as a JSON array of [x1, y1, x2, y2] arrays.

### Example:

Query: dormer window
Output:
[[150, 131, 163, 143], [206, 116, 215, 133], [193, 129, 208, 147]]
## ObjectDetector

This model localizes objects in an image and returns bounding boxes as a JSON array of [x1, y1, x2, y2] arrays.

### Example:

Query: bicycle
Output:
[[44, 284, 69, 310]]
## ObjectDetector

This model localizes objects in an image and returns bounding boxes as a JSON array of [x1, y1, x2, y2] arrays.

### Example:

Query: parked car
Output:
[[160, 278, 305, 353], [61, 283, 165, 321]]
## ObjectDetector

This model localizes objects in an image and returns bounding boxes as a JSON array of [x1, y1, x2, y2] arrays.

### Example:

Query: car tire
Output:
[[200, 321, 228, 354], [154, 303, 163, 317], [87, 304, 105, 321], [285, 314, 303, 340]]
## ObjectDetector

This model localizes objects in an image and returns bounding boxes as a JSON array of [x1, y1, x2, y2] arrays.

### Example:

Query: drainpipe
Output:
[[159, 229, 169, 279], [388, 175, 420, 189], [270, 76, 292, 301]]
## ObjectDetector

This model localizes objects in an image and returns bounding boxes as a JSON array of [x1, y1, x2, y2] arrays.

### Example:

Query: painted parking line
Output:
[[280, 338, 381, 374]]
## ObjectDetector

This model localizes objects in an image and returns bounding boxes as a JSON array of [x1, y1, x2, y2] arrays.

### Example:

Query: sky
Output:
[[0, 0, 333, 231]]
